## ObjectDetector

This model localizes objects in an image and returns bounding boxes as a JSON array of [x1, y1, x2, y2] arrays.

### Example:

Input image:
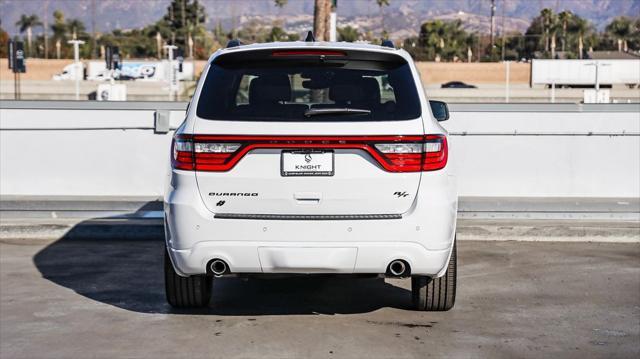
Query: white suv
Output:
[[164, 39, 458, 311]]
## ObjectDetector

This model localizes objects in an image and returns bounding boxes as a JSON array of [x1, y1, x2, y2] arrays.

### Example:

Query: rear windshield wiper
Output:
[[304, 107, 371, 118]]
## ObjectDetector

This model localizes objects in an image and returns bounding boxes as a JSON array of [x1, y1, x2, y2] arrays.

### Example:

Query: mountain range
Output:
[[1, 0, 638, 40]]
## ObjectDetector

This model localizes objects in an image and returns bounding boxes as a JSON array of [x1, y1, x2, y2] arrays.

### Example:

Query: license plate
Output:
[[281, 150, 334, 176]]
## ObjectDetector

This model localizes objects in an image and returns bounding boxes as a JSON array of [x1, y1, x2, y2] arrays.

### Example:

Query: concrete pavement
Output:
[[1, 237, 638, 358]]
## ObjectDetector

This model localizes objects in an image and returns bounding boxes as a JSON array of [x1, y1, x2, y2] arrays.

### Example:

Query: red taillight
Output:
[[374, 135, 448, 172], [171, 135, 448, 173], [171, 135, 194, 170], [422, 135, 448, 171]]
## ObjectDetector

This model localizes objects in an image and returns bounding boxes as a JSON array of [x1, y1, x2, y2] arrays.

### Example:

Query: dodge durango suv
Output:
[[164, 39, 458, 311]]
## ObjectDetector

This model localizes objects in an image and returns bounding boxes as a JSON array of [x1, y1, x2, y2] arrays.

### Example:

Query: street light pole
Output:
[[584, 61, 611, 101], [68, 40, 85, 100], [164, 44, 178, 101]]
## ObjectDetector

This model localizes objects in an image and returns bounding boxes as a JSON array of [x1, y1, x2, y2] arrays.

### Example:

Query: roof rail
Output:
[[381, 40, 395, 49], [305, 31, 315, 42], [226, 39, 242, 48]]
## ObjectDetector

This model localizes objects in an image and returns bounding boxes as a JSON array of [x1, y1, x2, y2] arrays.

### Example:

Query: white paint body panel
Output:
[[165, 42, 457, 276], [165, 166, 457, 276]]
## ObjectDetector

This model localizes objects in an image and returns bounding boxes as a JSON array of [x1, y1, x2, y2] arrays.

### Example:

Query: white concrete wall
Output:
[[1, 102, 638, 198], [444, 106, 640, 197]]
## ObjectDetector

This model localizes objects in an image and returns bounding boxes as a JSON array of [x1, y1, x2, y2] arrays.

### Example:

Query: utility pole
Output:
[[501, 0, 506, 61], [490, 0, 496, 47], [68, 39, 85, 100], [170, 3, 176, 45], [181, 0, 186, 48], [91, 0, 97, 58], [43, 0, 49, 59], [188, 34, 195, 81], [505, 61, 510, 103]]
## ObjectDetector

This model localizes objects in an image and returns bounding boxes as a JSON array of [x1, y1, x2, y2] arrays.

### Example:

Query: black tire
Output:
[[164, 249, 212, 308], [412, 239, 456, 311]]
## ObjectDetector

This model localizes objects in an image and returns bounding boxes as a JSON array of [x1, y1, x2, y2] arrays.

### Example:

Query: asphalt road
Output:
[[1, 237, 638, 359]]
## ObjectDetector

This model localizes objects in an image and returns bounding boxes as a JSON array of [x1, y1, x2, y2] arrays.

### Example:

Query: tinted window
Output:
[[196, 54, 421, 122]]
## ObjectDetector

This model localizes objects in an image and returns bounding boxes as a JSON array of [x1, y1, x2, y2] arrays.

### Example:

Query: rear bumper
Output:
[[168, 241, 452, 276], [164, 169, 457, 276]]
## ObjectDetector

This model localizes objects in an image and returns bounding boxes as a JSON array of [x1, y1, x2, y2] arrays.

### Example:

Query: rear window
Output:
[[196, 49, 421, 121]]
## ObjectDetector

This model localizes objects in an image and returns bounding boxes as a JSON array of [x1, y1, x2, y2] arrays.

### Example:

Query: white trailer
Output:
[[85, 60, 194, 82], [531, 59, 640, 88]]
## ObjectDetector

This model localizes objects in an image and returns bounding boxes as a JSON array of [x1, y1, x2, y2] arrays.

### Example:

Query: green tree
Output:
[[267, 26, 298, 42], [540, 8, 553, 52], [411, 20, 469, 61], [15, 14, 42, 56], [161, 0, 206, 51], [569, 17, 594, 59], [212, 21, 227, 48], [629, 18, 640, 50], [524, 10, 596, 59], [66, 18, 86, 40], [236, 20, 270, 43], [606, 17, 634, 52], [558, 11, 572, 52], [337, 26, 359, 42], [50, 10, 67, 58], [0, 21, 9, 58]]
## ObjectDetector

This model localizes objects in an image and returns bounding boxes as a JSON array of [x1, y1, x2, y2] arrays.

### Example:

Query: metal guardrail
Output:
[[1, 100, 639, 112], [1, 101, 638, 135], [0, 100, 189, 110]]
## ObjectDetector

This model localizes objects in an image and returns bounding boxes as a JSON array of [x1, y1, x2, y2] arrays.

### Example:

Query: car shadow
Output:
[[33, 210, 413, 315]]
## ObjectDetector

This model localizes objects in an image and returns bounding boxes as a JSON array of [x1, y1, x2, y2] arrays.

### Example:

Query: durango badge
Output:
[[209, 192, 258, 197]]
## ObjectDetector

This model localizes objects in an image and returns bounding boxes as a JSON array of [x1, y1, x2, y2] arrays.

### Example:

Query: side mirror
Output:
[[429, 100, 449, 122]]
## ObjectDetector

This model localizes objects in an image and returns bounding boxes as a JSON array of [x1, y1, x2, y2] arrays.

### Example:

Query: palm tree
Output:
[[606, 17, 633, 52], [66, 18, 86, 40], [313, 0, 327, 41], [558, 11, 572, 52], [51, 10, 66, 59], [375, 0, 390, 38], [572, 17, 591, 59], [540, 8, 553, 52], [549, 14, 560, 58], [15, 14, 42, 56]]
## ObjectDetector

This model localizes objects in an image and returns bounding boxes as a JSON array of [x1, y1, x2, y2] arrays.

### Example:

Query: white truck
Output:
[[531, 59, 640, 88], [53, 60, 194, 82], [52, 62, 84, 81]]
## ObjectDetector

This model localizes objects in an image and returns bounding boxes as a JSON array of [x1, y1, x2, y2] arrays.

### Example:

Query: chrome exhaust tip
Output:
[[209, 259, 229, 276], [387, 260, 409, 277]]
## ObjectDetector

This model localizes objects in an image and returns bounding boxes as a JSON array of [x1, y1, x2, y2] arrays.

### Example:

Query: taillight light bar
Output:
[[171, 135, 448, 173], [271, 50, 346, 57]]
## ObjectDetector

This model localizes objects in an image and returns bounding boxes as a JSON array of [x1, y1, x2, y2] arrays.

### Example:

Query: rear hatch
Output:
[[191, 47, 426, 216]]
